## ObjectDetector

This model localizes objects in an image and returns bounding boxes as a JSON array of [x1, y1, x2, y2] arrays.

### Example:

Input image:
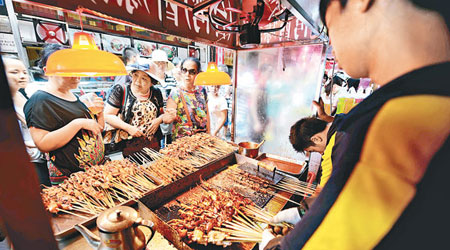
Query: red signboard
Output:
[[26, 0, 238, 48], [260, 18, 312, 45]]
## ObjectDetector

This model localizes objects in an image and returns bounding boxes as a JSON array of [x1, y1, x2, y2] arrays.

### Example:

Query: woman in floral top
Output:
[[165, 57, 210, 140]]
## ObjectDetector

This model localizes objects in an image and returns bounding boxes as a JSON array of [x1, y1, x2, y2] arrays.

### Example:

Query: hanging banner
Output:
[[27, 0, 238, 48]]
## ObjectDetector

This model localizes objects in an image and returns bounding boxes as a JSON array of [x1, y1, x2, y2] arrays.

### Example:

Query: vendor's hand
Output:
[[148, 117, 162, 135], [312, 99, 325, 116], [78, 118, 103, 135], [259, 229, 275, 250], [126, 125, 144, 137], [312, 99, 334, 122], [270, 207, 301, 225]]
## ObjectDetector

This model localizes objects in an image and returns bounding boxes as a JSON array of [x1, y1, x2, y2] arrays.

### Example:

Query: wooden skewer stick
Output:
[[263, 190, 302, 206], [57, 208, 91, 220]]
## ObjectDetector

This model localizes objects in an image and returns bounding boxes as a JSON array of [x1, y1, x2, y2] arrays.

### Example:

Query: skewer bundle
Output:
[[243, 206, 293, 228], [228, 168, 274, 193], [270, 179, 316, 197], [159, 133, 235, 167], [215, 208, 264, 243], [128, 134, 236, 184], [41, 159, 159, 216], [227, 168, 301, 206], [167, 186, 254, 246]]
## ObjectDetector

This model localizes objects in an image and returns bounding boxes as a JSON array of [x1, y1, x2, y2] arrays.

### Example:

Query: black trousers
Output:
[[33, 161, 51, 187]]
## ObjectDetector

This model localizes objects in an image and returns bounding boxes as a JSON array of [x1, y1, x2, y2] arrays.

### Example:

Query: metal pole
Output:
[[5, 0, 29, 68], [329, 58, 336, 114], [231, 49, 238, 142]]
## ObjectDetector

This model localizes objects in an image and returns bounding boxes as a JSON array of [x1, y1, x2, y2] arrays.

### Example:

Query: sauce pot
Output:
[[238, 141, 262, 158]]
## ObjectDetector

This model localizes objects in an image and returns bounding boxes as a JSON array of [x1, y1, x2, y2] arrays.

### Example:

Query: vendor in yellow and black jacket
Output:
[[289, 114, 346, 188], [261, 0, 450, 249]]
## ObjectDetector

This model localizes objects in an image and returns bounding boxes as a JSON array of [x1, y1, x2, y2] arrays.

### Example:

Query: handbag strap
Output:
[[121, 83, 128, 110], [179, 90, 194, 127]]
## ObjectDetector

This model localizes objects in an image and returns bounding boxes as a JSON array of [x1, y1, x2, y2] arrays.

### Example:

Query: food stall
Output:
[[0, 0, 328, 249]]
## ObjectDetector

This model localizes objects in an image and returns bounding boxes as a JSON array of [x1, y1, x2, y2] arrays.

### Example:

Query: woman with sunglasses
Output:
[[165, 57, 210, 140]]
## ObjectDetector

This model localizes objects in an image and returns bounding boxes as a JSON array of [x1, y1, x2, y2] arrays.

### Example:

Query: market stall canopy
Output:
[[23, 0, 325, 49], [25, 0, 239, 48]]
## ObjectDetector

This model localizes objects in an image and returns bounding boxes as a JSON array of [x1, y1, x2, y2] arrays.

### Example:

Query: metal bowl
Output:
[[238, 142, 260, 158]]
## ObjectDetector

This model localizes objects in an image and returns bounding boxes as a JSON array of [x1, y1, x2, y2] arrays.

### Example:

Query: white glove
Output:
[[270, 207, 301, 225], [259, 229, 275, 250]]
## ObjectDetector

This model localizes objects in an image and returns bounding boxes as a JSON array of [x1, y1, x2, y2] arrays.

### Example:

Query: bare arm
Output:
[[312, 100, 334, 123], [96, 112, 105, 130], [206, 103, 211, 134], [104, 104, 131, 131], [103, 104, 144, 137], [93, 96, 105, 129], [29, 118, 101, 152], [164, 98, 177, 124]]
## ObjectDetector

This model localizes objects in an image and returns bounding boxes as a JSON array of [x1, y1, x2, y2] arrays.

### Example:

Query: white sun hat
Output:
[[151, 49, 169, 62]]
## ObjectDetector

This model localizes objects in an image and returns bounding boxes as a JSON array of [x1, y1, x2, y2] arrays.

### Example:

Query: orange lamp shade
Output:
[[194, 62, 231, 85], [45, 32, 127, 77]]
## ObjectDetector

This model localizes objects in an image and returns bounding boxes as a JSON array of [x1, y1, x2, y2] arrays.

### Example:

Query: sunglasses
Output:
[[181, 68, 197, 76]]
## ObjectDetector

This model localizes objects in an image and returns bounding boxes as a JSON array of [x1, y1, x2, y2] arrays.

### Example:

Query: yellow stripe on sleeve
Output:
[[319, 133, 336, 187], [303, 95, 450, 250]]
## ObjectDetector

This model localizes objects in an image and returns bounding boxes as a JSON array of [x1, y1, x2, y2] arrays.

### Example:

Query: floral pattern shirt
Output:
[[169, 87, 208, 140]]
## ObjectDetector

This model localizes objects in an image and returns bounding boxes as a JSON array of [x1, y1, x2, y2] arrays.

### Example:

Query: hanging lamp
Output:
[[45, 9, 126, 77], [194, 62, 231, 85]]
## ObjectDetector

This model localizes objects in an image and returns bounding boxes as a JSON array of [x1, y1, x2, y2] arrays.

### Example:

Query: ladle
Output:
[[256, 140, 265, 149]]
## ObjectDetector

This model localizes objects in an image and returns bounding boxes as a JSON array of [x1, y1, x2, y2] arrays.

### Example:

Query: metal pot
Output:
[[238, 141, 261, 158]]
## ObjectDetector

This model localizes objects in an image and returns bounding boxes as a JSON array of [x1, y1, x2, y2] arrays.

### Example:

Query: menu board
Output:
[[188, 46, 200, 60], [134, 39, 157, 57], [101, 34, 131, 54], [68, 28, 102, 49], [178, 47, 188, 60], [0, 33, 17, 53], [158, 44, 177, 60]]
